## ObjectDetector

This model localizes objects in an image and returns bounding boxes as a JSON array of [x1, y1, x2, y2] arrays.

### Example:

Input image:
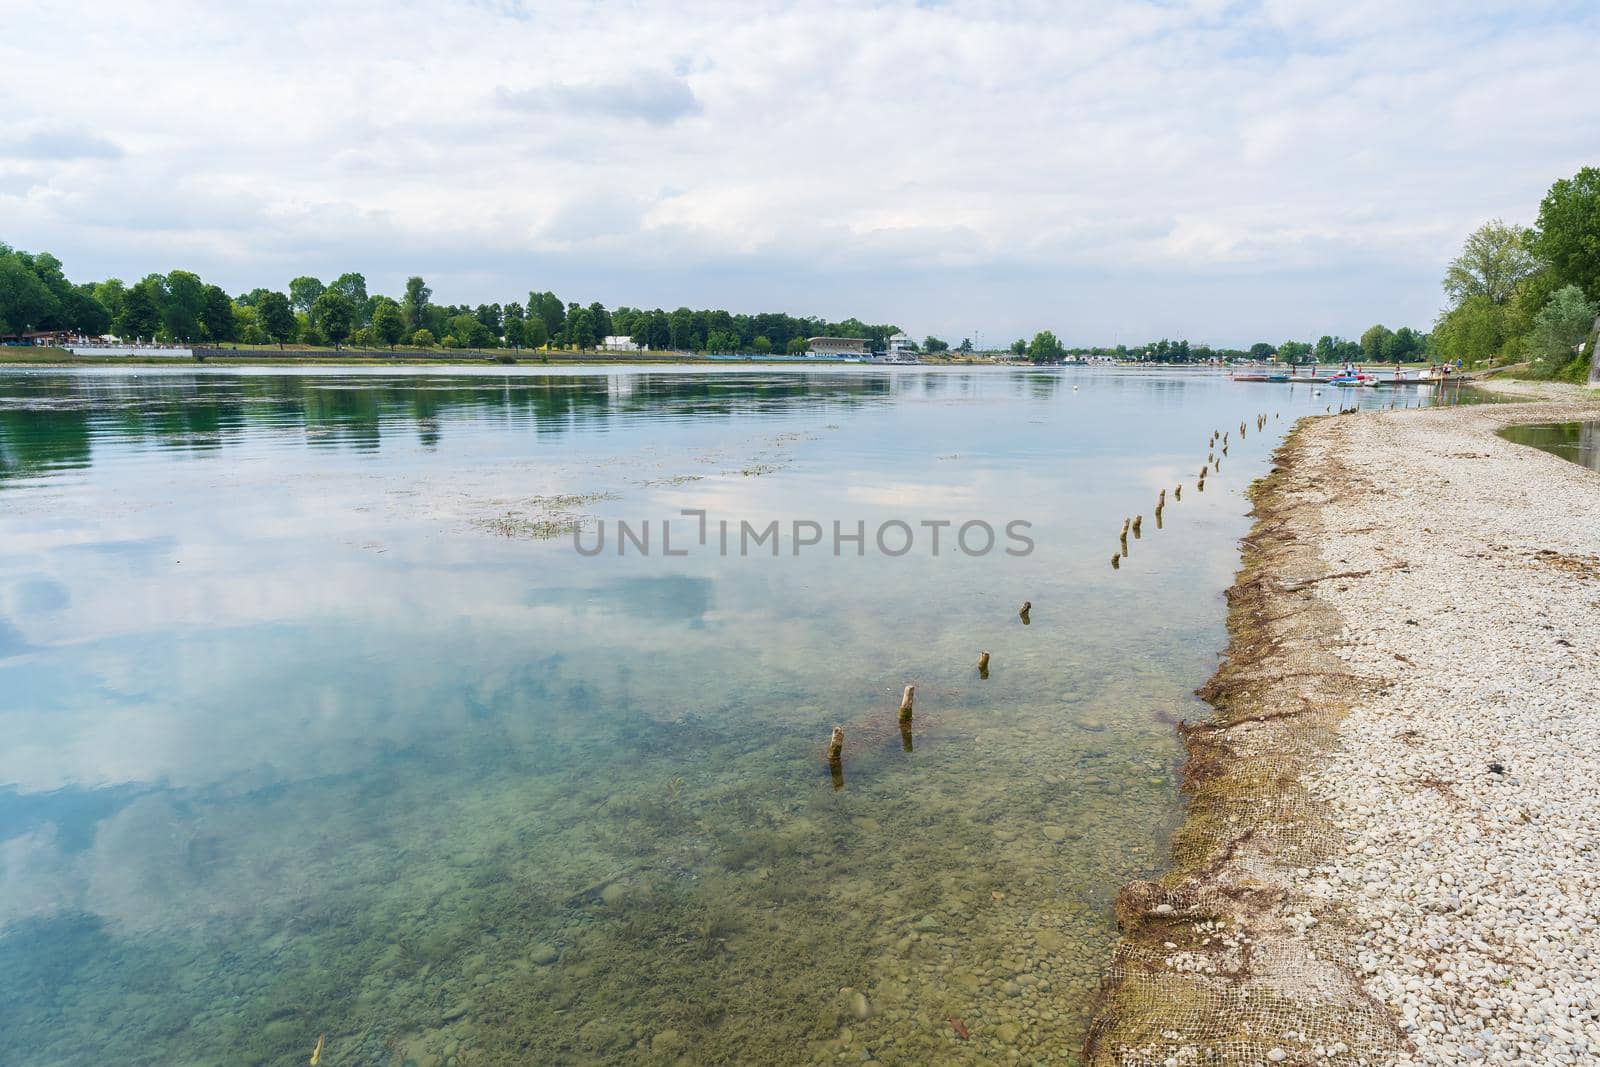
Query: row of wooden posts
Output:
[[825, 413, 1281, 772]]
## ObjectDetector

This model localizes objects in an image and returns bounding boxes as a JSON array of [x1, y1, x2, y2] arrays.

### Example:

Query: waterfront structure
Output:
[[886, 333, 916, 361], [600, 335, 643, 352], [806, 337, 867, 357]]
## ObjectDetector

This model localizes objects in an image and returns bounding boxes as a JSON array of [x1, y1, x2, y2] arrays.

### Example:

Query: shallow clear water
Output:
[[1500, 420, 1600, 474], [0, 367, 1453, 1066]]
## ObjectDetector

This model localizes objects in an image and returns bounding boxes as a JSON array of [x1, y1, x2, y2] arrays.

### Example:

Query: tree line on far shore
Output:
[[0, 254, 902, 357]]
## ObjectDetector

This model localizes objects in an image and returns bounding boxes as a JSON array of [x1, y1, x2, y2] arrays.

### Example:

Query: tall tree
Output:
[[328, 272, 368, 306], [1524, 284, 1598, 376], [371, 301, 406, 349], [200, 284, 237, 342], [162, 270, 207, 341], [522, 315, 547, 349], [311, 290, 356, 347], [1532, 167, 1600, 299], [0, 250, 60, 334], [257, 291, 297, 347], [402, 276, 431, 330], [1359, 324, 1394, 361], [288, 276, 325, 314], [116, 278, 163, 340], [1026, 331, 1064, 362], [1444, 220, 1540, 307]]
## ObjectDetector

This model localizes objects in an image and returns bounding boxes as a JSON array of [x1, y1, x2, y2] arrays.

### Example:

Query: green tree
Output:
[[1383, 327, 1425, 362], [312, 290, 356, 347], [92, 278, 127, 324], [529, 292, 565, 339], [372, 301, 406, 349], [1026, 331, 1064, 362], [1278, 340, 1312, 363], [752, 335, 772, 354], [162, 270, 207, 341], [503, 317, 526, 348], [1432, 295, 1509, 364], [115, 279, 163, 340], [1248, 342, 1275, 360], [957, 338, 973, 353], [705, 328, 738, 354], [923, 336, 949, 353], [411, 328, 436, 348], [568, 307, 597, 349], [235, 304, 264, 344], [0, 250, 60, 334], [1359, 325, 1393, 361], [1444, 220, 1540, 307], [523, 315, 548, 349], [1532, 167, 1600, 298], [200, 284, 237, 342], [257, 291, 297, 347], [786, 337, 809, 354], [328, 272, 368, 313], [289, 276, 325, 313], [402, 276, 431, 330], [1525, 284, 1598, 376]]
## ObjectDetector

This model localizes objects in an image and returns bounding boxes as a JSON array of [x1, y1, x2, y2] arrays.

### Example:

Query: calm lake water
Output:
[[1500, 420, 1600, 474], [0, 367, 1449, 1066]]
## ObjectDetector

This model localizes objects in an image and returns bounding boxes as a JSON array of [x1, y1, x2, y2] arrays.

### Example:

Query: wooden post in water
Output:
[[1132, 515, 1143, 537], [977, 651, 990, 679], [898, 685, 916, 722], [1018, 601, 1031, 624], [827, 726, 844, 764]]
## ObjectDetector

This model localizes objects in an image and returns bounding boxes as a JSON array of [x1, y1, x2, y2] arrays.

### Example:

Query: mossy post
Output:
[[1019, 600, 1031, 624], [827, 726, 844, 764], [977, 651, 991, 679], [1175, 484, 1182, 501], [1111, 552, 1121, 569], [898, 685, 915, 723], [1132, 515, 1143, 537]]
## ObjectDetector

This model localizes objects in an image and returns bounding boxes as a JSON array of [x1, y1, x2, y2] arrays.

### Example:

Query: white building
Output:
[[600, 335, 643, 352], [886, 333, 917, 361]]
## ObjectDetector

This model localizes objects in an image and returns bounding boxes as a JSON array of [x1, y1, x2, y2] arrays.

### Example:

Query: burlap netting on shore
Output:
[[1083, 425, 1405, 1065]]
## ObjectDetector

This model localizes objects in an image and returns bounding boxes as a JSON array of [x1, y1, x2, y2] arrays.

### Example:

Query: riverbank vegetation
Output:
[[0, 247, 901, 357], [1432, 167, 1600, 381]]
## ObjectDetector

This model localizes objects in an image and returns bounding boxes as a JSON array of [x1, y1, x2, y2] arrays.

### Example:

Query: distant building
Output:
[[886, 333, 916, 360], [600, 335, 643, 352], [806, 337, 867, 357]]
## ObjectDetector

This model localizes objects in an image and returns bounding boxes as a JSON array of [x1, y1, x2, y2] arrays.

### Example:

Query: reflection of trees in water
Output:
[[0, 372, 906, 481]]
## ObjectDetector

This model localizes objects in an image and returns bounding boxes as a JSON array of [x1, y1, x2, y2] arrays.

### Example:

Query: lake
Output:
[[0, 366, 1452, 1066]]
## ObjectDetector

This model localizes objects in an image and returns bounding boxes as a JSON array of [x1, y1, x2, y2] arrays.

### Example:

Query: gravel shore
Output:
[[1086, 382, 1600, 1066]]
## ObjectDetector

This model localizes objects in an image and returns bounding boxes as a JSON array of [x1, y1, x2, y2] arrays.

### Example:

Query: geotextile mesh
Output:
[[1082, 425, 1406, 1067]]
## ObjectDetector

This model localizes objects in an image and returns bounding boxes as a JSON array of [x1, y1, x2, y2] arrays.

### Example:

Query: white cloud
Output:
[[1, 0, 1596, 344]]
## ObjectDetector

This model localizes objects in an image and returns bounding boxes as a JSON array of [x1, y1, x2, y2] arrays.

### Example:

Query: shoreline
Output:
[[1085, 381, 1600, 1065]]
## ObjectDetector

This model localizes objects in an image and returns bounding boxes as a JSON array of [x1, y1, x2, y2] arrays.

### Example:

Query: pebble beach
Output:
[[1086, 381, 1600, 1066]]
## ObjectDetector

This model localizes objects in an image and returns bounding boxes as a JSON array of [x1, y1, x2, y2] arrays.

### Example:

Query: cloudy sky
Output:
[[3, 0, 1596, 346]]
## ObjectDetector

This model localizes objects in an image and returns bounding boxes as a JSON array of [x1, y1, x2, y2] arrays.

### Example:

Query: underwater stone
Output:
[[851, 991, 871, 1020], [651, 1029, 685, 1054], [1040, 826, 1067, 843], [914, 914, 942, 932], [600, 883, 627, 907], [529, 944, 559, 965]]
